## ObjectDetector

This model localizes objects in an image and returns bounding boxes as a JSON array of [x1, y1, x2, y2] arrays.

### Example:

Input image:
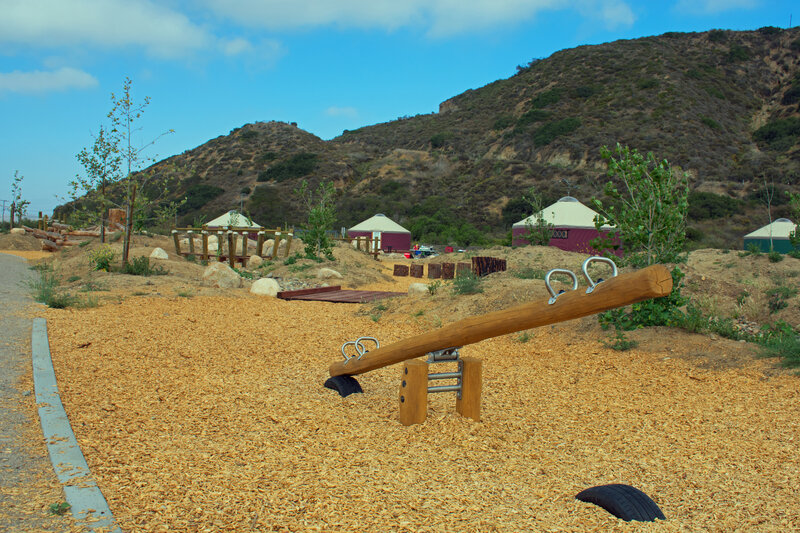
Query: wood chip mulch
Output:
[[42, 295, 800, 532]]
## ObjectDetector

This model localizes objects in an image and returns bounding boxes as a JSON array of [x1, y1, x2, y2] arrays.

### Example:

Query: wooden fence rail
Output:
[[171, 227, 293, 268]]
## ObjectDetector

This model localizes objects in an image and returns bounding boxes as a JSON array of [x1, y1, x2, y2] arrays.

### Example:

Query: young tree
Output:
[[296, 180, 336, 259], [108, 77, 173, 263], [73, 125, 122, 242], [520, 187, 553, 246], [591, 143, 689, 267], [10, 171, 30, 228], [788, 191, 800, 250]]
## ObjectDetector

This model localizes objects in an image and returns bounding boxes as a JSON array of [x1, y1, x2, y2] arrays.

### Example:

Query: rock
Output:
[[202, 262, 242, 289], [248, 255, 263, 268], [317, 268, 343, 280], [250, 278, 280, 297], [263, 239, 275, 256], [150, 247, 169, 260], [9, 228, 25, 235], [408, 283, 429, 296]]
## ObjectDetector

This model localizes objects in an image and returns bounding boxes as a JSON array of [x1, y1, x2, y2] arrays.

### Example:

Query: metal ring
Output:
[[354, 337, 380, 360], [581, 256, 619, 294], [341, 341, 358, 363], [544, 269, 579, 304]]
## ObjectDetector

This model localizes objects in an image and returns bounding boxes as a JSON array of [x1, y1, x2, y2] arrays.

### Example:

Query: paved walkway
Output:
[[0, 253, 72, 531]]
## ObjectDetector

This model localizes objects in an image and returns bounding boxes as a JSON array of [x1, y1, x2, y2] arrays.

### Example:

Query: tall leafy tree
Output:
[[591, 143, 689, 267], [296, 180, 336, 259], [520, 187, 553, 246]]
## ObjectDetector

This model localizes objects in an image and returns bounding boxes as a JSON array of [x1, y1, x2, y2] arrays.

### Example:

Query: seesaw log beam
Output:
[[329, 264, 672, 377]]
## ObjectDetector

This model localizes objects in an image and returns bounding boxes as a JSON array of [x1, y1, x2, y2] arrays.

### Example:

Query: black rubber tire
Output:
[[575, 484, 665, 522], [324, 375, 363, 397]]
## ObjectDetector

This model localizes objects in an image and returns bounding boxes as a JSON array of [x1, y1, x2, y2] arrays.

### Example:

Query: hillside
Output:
[[55, 27, 800, 248]]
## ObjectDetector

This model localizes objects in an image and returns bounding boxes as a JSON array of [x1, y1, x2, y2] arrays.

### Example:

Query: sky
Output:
[[0, 0, 796, 217]]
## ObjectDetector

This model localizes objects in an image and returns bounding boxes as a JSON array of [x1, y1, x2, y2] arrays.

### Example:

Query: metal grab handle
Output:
[[544, 269, 579, 304], [581, 256, 619, 294], [341, 336, 380, 364]]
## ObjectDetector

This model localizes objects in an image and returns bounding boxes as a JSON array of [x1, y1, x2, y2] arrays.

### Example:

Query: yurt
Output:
[[742, 218, 797, 253], [204, 210, 262, 229], [512, 196, 618, 254], [347, 214, 411, 252]]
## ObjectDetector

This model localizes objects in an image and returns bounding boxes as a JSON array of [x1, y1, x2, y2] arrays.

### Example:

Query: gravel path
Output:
[[0, 253, 71, 531]]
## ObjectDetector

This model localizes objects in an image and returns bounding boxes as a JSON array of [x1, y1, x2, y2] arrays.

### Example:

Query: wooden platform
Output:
[[276, 286, 406, 303]]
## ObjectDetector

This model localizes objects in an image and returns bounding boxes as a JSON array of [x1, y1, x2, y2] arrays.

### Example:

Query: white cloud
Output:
[[200, 0, 635, 35], [673, 0, 758, 14], [325, 106, 359, 119], [0, 67, 98, 93], [0, 0, 212, 58], [221, 37, 254, 57]]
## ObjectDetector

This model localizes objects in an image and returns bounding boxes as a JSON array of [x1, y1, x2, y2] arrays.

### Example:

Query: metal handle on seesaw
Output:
[[545, 268, 579, 304], [581, 256, 619, 294], [341, 337, 380, 365]]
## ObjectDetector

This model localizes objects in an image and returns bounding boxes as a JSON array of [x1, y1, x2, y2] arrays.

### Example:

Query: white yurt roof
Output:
[[205, 210, 262, 228], [513, 196, 613, 230], [743, 218, 796, 239], [349, 213, 410, 234]]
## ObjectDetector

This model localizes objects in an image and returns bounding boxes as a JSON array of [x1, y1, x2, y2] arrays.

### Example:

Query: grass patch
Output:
[[603, 330, 638, 351], [122, 256, 167, 276], [513, 267, 546, 280], [66, 275, 81, 282], [451, 272, 484, 295]]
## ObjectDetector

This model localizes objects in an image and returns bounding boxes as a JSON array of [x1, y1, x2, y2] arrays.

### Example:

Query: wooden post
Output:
[[284, 230, 293, 258], [202, 232, 209, 261], [455, 357, 482, 422], [187, 231, 195, 254], [272, 229, 281, 259], [399, 360, 428, 426], [172, 230, 181, 256], [228, 232, 236, 268], [256, 232, 265, 257], [38, 212, 43, 230]]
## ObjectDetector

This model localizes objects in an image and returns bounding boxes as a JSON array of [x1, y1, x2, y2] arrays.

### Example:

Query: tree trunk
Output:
[[100, 181, 106, 244], [122, 184, 136, 265]]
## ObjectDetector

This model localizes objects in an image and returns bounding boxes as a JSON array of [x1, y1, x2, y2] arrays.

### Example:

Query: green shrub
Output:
[[427, 280, 442, 295], [122, 256, 167, 276], [531, 88, 563, 109], [766, 286, 796, 313], [603, 330, 638, 351], [700, 116, 721, 130], [88, 246, 115, 271], [493, 115, 515, 130], [179, 184, 224, 214], [636, 78, 659, 90], [688, 191, 742, 220], [27, 271, 77, 309], [789, 250, 800, 259], [726, 43, 750, 62], [532, 118, 581, 146], [513, 267, 546, 280], [757, 26, 782, 35], [451, 272, 483, 295], [753, 117, 800, 151], [708, 29, 728, 42], [430, 132, 454, 148], [746, 243, 763, 256], [571, 85, 599, 98], [768, 250, 784, 263], [758, 321, 800, 367], [258, 152, 318, 182]]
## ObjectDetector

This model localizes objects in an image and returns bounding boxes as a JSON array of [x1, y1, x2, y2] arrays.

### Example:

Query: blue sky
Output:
[[0, 0, 795, 217]]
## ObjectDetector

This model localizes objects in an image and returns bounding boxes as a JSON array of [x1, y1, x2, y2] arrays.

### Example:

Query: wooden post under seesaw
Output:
[[330, 264, 672, 378], [399, 360, 428, 426]]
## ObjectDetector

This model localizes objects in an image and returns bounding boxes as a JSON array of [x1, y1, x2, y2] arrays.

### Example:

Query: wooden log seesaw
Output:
[[324, 257, 673, 426]]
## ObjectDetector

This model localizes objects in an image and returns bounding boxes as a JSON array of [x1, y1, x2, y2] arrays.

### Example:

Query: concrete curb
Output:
[[32, 318, 122, 532]]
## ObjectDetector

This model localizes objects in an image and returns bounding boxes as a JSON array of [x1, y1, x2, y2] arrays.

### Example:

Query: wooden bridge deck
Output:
[[276, 286, 406, 303]]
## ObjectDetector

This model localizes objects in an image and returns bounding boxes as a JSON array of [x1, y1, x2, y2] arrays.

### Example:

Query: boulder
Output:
[[150, 247, 169, 260], [202, 262, 242, 289], [9, 228, 25, 235], [263, 239, 275, 256], [250, 278, 280, 297], [408, 283, 429, 296], [248, 255, 263, 268], [317, 268, 343, 280]]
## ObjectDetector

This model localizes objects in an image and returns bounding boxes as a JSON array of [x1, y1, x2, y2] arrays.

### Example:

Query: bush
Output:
[[258, 153, 318, 182], [636, 78, 659, 90], [430, 132, 454, 148], [493, 115, 515, 130], [700, 116, 721, 130], [531, 88, 563, 109], [766, 286, 796, 313], [752, 118, 800, 151], [708, 29, 728, 42], [179, 184, 224, 214], [726, 43, 750, 62], [88, 246, 115, 271], [768, 250, 784, 263], [513, 267, 546, 280], [688, 191, 742, 220], [27, 271, 78, 309], [122, 256, 167, 276], [532, 118, 581, 146], [451, 272, 483, 295]]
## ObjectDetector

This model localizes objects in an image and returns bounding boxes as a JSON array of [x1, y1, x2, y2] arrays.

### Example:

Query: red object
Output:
[[445, 246, 454, 253]]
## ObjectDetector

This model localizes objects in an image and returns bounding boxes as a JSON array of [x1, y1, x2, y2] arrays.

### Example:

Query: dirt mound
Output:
[[0, 233, 42, 251]]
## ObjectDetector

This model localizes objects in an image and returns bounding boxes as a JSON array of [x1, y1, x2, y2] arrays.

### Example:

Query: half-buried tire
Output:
[[324, 375, 363, 397], [576, 484, 665, 522]]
